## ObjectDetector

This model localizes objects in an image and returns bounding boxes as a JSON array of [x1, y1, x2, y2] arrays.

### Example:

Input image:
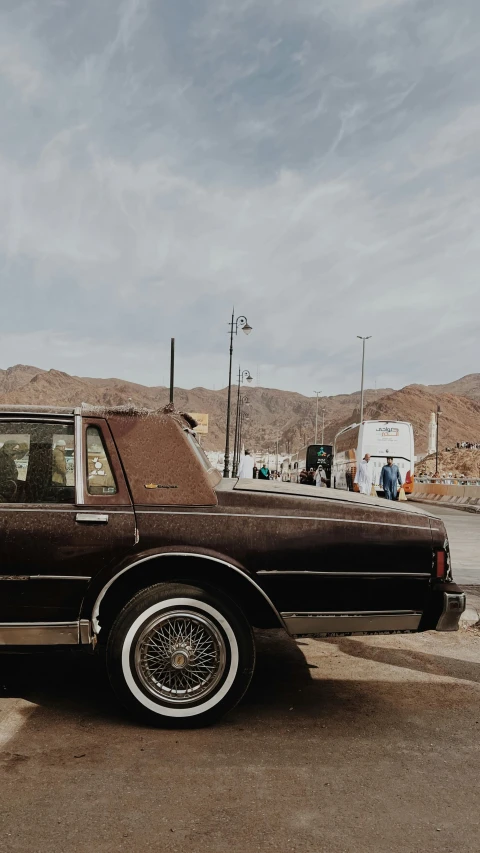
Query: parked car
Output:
[[0, 405, 466, 726]]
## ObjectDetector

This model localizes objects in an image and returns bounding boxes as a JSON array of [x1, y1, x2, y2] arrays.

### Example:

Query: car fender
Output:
[[84, 546, 286, 634]]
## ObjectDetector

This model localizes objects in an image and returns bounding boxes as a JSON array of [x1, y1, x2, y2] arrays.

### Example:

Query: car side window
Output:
[[0, 421, 75, 504], [86, 426, 117, 495]]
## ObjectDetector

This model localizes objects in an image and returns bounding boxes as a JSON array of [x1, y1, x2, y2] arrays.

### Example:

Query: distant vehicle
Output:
[[288, 444, 332, 485], [332, 420, 415, 495], [306, 444, 332, 486]]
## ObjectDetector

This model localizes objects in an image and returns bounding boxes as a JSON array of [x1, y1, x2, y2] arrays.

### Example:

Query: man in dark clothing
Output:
[[379, 457, 402, 500], [258, 463, 270, 480]]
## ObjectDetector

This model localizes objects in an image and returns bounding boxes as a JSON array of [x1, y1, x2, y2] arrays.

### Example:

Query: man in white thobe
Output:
[[354, 453, 373, 495], [238, 450, 254, 479]]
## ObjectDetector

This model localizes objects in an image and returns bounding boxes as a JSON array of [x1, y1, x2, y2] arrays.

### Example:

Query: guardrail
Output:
[[415, 477, 480, 486], [411, 480, 480, 508]]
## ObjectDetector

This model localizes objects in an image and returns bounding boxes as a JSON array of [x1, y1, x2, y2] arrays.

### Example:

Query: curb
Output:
[[409, 498, 480, 514]]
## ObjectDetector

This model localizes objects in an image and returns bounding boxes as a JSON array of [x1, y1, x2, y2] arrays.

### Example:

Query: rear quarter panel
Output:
[[129, 489, 434, 617]]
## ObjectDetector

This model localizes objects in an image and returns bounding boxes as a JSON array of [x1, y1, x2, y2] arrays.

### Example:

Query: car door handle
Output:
[[75, 513, 109, 524]]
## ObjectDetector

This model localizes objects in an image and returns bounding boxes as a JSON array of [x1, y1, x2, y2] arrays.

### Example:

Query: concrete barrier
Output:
[[411, 482, 480, 510]]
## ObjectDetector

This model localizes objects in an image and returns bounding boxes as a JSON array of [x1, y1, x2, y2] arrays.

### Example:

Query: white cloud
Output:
[[1, 0, 480, 397], [0, 43, 42, 97]]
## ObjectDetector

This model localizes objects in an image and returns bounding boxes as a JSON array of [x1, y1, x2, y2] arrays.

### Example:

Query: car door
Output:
[[0, 412, 136, 635]]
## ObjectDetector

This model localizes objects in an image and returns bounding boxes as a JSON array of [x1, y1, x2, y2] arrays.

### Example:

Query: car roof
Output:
[[0, 403, 193, 421], [0, 404, 76, 416]]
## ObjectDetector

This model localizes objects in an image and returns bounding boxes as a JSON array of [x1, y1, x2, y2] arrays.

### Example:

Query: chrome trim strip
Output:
[[257, 571, 431, 578], [32, 575, 92, 581], [282, 612, 422, 635], [282, 609, 417, 615], [0, 575, 29, 581], [0, 622, 80, 646], [75, 412, 85, 505], [436, 592, 466, 631], [76, 512, 109, 523], [0, 416, 74, 424], [91, 552, 286, 634], [0, 575, 91, 581], [0, 508, 132, 513], [135, 510, 431, 532]]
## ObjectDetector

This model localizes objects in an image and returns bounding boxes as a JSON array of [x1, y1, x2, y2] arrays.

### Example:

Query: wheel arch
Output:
[[89, 552, 285, 641]]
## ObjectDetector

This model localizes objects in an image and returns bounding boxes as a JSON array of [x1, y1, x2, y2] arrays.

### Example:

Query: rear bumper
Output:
[[436, 591, 466, 631]]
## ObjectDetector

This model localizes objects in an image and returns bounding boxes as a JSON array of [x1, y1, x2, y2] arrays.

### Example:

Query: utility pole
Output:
[[314, 391, 321, 444], [232, 367, 253, 477], [435, 404, 442, 474], [223, 310, 252, 478], [357, 336, 371, 423], [321, 409, 325, 444]]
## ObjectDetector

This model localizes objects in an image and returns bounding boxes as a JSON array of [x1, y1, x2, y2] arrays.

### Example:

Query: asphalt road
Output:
[[1, 505, 479, 853], [425, 505, 480, 585]]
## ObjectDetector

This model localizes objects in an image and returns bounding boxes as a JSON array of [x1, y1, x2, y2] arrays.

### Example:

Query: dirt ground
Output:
[[1, 625, 479, 853]]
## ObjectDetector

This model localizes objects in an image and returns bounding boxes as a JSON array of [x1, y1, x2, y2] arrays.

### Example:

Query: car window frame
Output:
[[77, 416, 132, 507]]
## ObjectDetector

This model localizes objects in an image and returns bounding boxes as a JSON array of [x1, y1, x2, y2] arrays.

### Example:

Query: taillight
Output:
[[405, 470, 412, 483], [435, 550, 446, 579]]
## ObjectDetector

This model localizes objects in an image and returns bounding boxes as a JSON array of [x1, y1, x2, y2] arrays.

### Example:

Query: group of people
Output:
[[299, 467, 327, 487], [355, 454, 403, 500], [455, 441, 480, 450], [236, 449, 404, 499], [237, 451, 277, 480]]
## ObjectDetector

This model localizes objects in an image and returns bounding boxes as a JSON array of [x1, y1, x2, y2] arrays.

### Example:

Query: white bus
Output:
[[332, 420, 415, 495]]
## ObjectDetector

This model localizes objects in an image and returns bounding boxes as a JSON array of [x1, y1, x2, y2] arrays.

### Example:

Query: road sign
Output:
[[189, 413, 209, 435]]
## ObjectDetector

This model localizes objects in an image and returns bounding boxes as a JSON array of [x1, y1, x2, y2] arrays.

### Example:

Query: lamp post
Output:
[[314, 390, 322, 444], [321, 408, 326, 444], [237, 396, 249, 466], [232, 369, 253, 476], [223, 311, 252, 477], [357, 336, 372, 423], [435, 404, 442, 475]]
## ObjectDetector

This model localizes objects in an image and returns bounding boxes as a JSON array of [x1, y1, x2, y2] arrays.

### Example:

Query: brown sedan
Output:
[[0, 405, 465, 726]]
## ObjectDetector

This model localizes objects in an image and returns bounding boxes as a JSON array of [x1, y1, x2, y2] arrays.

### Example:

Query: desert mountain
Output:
[[0, 364, 479, 454]]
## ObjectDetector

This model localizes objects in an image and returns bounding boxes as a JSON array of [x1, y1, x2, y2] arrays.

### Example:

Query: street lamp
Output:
[[314, 390, 322, 444], [232, 368, 253, 476], [237, 395, 249, 467], [357, 336, 372, 423], [435, 404, 442, 475], [223, 311, 253, 477], [321, 408, 326, 444]]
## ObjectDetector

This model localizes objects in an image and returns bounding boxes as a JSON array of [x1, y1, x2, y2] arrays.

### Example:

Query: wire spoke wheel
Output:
[[134, 610, 227, 705]]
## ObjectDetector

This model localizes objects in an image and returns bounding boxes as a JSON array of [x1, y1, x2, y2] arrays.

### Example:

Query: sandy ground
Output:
[[1, 625, 479, 853]]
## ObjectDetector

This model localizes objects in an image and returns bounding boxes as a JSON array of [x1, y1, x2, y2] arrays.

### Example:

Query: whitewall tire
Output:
[[106, 582, 255, 727]]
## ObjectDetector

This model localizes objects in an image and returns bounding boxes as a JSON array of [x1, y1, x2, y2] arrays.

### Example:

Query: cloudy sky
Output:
[[1, 0, 479, 396]]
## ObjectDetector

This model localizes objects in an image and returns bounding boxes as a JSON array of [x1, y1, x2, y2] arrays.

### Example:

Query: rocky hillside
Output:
[[0, 364, 479, 454], [417, 449, 480, 478], [426, 374, 480, 401]]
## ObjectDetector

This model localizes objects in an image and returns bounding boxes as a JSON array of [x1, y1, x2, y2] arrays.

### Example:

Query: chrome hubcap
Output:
[[134, 610, 227, 705]]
